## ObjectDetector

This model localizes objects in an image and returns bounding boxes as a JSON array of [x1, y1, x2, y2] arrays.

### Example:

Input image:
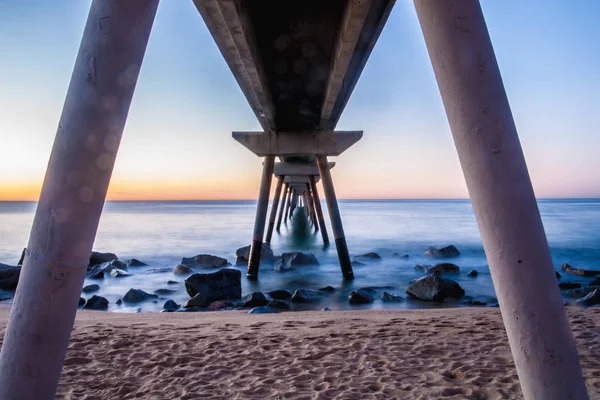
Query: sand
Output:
[[0, 306, 599, 399]]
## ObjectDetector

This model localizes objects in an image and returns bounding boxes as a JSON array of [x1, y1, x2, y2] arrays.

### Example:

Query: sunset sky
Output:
[[1, 0, 599, 201]]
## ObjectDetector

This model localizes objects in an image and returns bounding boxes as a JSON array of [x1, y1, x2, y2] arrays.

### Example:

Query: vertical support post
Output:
[[414, 1, 587, 399], [310, 176, 329, 244], [290, 193, 297, 219], [265, 175, 284, 244], [0, 1, 159, 398], [317, 156, 353, 280], [283, 185, 292, 222], [276, 183, 289, 231], [306, 182, 318, 228], [247, 156, 275, 279]]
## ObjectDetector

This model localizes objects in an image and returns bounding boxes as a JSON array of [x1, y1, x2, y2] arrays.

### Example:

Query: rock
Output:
[[167, 280, 179, 285], [173, 264, 193, 275], [576, 289, 600, 307], [589, 278, 600, 286], [353, 253, 382, 263], [382, 292, 403, 302], [556, 271, 562, 279], [17, 248, 26, 265], [0, 264, 21, 291], [146, 268, 173, 274], [109, 269, 131, 278], [291, 288, 326, 303], [321, 307, 332, 311], [83, 295, 109, 310], [352, 261, 366, 267], [424, 245, 460, 258], [0, 290, 12, 301], [318, 286, 336, 293], [429, 263, 460, 274], [88, 260, 127, 274], [565, 286, 598, 299], [463, 299, 487, 306], [235, 243, 274, 266], [89, 271, 104, 280], [154, 288, 177, 295], [208, 300, 237, 310], [89, 251, 118, 267], [349, 289, 374, 305], [181, 254, 230, 269], [242, 292, 269, 308], [562, 263, 600, 277], [248, 306, 280, 314], [274, 252, 319, 272], [116, 299, 122, 305], [267, 299, 290, 310], [267, 289, 292, 300], [123, 289, 158, 303], [184, 293, 208, 308], [406, 276, 465, 302], [467, 270, 479, 277], [125, 259, 147, 267], [559, 282, 582, 290], [78, 297, 86, 306], [415, 264, 432, 272], [162, 300, 180, 312], [392, 253, 410, 259], [82, 284, 100, 293], [184, 268, 242, 303]]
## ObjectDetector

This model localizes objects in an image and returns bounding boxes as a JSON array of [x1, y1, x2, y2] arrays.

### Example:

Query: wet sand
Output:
[[0, 306, 599, 399]]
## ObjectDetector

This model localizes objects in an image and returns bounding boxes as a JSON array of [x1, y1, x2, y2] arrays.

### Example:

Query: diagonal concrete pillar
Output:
[[247, 156, 275, 279], [317, 156, 353, 280], [0, 1, 159, 397], [305, 183, 318, 228], [276, 183, 289, 231], [310, 176, 329, 244], [414, 1, 588, 399], [265, 175, 284, 244]]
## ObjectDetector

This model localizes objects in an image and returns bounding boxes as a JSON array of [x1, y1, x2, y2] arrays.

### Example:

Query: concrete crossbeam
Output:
[[273, 161, 335, 177], [232, 131, 362, 157]]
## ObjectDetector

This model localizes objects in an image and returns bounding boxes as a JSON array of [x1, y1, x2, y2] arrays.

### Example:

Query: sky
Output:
[[0, 0, 599, 201]]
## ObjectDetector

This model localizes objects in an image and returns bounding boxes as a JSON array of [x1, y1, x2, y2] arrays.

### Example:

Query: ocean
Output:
[[1, 199, 599, 312]]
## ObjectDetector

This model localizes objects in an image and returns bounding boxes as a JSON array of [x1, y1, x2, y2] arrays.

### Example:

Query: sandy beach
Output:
[[0, 306, 598, 399]]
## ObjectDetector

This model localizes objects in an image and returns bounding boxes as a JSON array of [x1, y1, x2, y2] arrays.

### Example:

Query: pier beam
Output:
[[265, 175, 284, 244], [310, 176, 329, 243], [247, 156, 275, 279], [317, 156, 353, 280], [0, 1, 159, 398], [414, 1, 588, 399], [276, 184, 289, 231]]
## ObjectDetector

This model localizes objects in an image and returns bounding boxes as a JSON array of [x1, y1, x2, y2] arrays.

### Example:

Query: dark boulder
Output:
[[163, 300, 180, 312], [116, 299, 122, 305], [0, 290, 12, 301], [349, 289, 374, 305], [83, 295, 109, 310], [181, 254, 230, 269], [146, 268, 173, 274], [235, 243, 274, 266], [248, 306, 280, 314], [321, 307, 332, 311], [559, 282, 582, 290], [424, 245, 460, 258], [173, 264, 193, 275], [123, 289, 158, 303], [576, 289, 600, 307], [565, 286, 598, 299], [154, 288, 178, 295], [109, 269, 131, 278], [467, 270, 479, 277], [78, 297, 86, 306], [274, 252, 319, 272], [82, 284, 100, 293], [242, 292, 268, 308], [88, 260, 127, 274], [184, 293, 208, 308], [406, 276, 465, 302], [125, 259, 147, 267], [208, 299, 240, 310], [184, 268, 242, 303], [89, 251, 118, 267], [589, 278, 600, 286], [0, 264, 21, 291], [463, 299, 487, 306], [267, 299, 290, 310], [89, 271, 104, 280], [382, 292, 403, 302], [416, 263, 460, 274], [562, 263, 600, 277], [167, 280, 179, 285], [318, 286, 336, 293], [392, 253, 410, 259], [291, 288, 326, 303], [353, 253, 382, 263], [268, 289, 292, 300]]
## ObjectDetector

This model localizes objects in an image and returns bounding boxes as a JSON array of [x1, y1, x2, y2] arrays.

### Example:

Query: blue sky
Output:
[[1, 0, 599, 200]]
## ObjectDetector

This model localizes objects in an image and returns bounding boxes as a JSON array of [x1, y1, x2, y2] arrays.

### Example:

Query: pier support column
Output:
[[306, 183, 318, 228], [310, 176, 329, 244], [317, 156, 353, 280], [247, 156, 275, 279], [414, 1, 587, 399], [283, 186, 292, 222], [290, 193, 297, 219], [0, 1, 159, 398], [265, 175, 284, 244], [276, 184, 289, 231]]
